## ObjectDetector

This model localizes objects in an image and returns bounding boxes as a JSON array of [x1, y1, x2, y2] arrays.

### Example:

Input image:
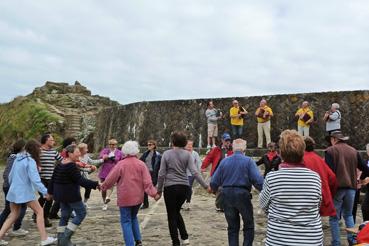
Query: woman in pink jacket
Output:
[[101, 141, 159, 246]]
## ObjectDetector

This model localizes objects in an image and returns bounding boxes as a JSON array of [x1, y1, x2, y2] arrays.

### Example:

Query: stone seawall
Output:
[[94, 90, 369, 150]]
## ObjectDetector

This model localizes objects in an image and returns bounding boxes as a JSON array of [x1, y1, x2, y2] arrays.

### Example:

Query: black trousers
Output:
[[164, 185, 189, 246], [362, 187, 369, 221], [38, 179, 59, 218], [143, 171, 155, 207]]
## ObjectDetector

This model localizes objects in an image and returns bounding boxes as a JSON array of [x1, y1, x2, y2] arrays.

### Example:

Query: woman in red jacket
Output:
[[303, 136, 337, 216]]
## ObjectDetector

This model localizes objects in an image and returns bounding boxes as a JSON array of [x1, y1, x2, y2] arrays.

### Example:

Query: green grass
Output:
[[0, 98, 63, 158]]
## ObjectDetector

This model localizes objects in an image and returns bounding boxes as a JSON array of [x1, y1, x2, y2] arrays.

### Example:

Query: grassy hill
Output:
[[0, 96, 63, 159]]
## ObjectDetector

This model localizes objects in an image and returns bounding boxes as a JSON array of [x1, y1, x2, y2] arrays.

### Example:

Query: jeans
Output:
[[231, 125, 243, 139], [59, 201, 87, 226], [119, 205, 141, 246], [186, 176, 195, 203], [329, 188, 356, 246], [164, 185, 189, 246], [0, 187, 27, 230], [362, 186, 369, 221], [223, 187, 254, 246]]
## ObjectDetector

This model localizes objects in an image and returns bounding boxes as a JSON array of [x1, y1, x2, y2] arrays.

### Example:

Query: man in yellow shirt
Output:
[[229, 100, 247, 139], [255, 99, 273, 148], [295, 101, 314, 137]]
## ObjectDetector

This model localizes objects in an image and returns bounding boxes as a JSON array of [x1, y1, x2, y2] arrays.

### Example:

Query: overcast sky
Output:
[[1, 1, 369, 104]]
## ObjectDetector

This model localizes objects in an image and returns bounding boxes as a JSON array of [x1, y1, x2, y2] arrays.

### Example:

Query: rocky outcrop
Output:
[[94, 90, 369, 150], [0, 81, 119, 158]]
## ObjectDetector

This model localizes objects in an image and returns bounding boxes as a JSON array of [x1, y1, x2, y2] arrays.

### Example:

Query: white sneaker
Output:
[[182, 239, 190, 245], [206, 145, 211, 149], [102, 204, 108, 211], [0, 240, 8, 245], [84, 202, 89, 209], [71, 211, 76, 217], [212, 144, 216, 148], [40, 236, 57, 246], [9, 228, 29, 236]]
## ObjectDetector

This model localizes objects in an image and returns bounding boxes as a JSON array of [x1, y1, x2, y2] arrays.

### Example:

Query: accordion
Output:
[[257, 108, 269, 119], [301, 113, 312, 123]]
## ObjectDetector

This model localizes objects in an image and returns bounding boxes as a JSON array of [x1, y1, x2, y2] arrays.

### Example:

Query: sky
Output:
[[1, 1, 369, 104]]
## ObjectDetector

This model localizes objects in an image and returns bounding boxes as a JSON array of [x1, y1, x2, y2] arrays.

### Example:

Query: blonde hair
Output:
[[279, 130, 305, 163], [108, 139, 118, 145], [78, 143, 88, 151]]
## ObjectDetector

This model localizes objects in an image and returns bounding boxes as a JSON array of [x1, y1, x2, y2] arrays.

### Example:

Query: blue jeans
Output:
[[0, 187, 27, 231], [59, 201, 86, 226], [223, 187, 254, 246], [120, 205, 141, 246], [329, 188, 356, 246], [231, 125, 243, 139]]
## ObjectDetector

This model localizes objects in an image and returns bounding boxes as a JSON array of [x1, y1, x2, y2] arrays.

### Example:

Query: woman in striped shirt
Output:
[[260, 130, 323, 246]]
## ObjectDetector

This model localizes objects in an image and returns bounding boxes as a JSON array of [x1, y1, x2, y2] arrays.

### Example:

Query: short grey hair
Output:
[[332, 103, 340, 109], [232, 139, 247, 152], [121, 140, 140, 156]]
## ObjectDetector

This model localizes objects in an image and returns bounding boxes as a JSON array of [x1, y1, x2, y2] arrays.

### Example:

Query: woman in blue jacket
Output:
[[0, 140, 56, 246]]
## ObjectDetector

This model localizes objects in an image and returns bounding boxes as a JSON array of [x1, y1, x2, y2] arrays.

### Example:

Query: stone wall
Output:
[[94, 90, 369, 150]]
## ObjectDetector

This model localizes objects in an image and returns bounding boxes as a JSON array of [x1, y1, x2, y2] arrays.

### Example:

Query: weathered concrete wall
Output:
[[94, 90, 369, 150]]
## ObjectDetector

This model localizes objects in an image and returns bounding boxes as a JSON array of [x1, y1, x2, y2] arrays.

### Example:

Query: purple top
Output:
[[98, 148, 123, 179]]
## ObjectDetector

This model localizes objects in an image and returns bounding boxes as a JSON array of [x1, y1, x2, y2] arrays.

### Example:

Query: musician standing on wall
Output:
[[323, 103, 341, 134], [255, 99, 273, 148], [205, 100, 223, 149], [229, 100, 247, 139], [295, 101, 314, 137]]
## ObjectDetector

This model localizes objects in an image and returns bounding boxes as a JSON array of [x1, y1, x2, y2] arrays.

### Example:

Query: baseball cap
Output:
[[222, 133, 231, 141]]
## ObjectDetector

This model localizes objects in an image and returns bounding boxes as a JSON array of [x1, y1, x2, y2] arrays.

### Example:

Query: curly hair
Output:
[[279, 130, 305, 163]]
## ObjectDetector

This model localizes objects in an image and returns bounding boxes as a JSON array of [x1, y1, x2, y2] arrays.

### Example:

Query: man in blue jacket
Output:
[[210, 138, 264, 246]]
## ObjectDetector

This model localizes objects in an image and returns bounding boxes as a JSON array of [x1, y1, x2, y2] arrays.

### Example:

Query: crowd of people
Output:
[[0, 98, 368, 246]]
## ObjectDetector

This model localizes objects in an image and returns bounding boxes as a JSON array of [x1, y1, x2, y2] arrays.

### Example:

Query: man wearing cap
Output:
[[210, 139, 263, 246], [255, 99, 273, 148], [201, 133, 233, 211], [323, 103, 341, 134], [325, 131, 369, 246]]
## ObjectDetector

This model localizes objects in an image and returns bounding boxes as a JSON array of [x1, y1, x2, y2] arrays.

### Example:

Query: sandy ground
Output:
[[0, 167, 363, 246]]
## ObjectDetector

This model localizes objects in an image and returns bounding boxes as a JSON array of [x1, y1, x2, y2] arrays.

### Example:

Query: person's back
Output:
[[158, 148, 193, 188], [304, 151, 337, 216], [216, 153, 263, 190], [261, 167, 322, 245], [326, 142, 358, 189]]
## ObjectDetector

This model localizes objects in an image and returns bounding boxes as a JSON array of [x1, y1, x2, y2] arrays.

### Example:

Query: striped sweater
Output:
[[260, 167, 323, 246], [40, 148, 63, 180]]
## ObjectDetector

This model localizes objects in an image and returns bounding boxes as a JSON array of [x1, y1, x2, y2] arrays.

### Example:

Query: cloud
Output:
[[0, 0, 369, 104]]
